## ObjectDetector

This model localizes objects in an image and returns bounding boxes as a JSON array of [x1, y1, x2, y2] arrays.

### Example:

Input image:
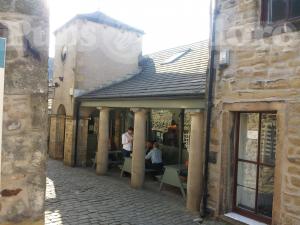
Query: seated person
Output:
[[145, 142, 163, 172], [145, 140, 154, 155]]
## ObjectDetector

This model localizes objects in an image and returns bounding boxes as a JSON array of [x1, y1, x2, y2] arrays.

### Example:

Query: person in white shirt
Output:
[[122, 127, 134, 157], [145, 142, 163, 172]]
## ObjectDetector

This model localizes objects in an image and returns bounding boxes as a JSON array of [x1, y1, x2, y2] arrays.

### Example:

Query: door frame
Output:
[[216, 102, 286, 225]]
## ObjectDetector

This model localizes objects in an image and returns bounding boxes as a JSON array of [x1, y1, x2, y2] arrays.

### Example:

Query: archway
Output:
[[56, 104, 66, 160]]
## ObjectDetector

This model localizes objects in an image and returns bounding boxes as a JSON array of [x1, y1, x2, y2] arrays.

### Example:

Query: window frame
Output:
[[232, 111, 277, 225], [261, 0, 300, 25]]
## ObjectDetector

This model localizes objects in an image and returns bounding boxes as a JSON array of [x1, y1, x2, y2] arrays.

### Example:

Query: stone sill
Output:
[[220, 212, 267, 225]]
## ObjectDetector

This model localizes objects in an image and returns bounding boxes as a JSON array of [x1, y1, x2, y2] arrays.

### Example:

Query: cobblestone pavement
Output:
[[45, 159, 227, 225]]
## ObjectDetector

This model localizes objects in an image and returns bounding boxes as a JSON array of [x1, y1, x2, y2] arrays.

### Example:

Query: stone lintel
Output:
[[96, 106, 110, 111], [79, 116, 90, 120], [186, 109, 205, 115], [130, 108, 149, 113]]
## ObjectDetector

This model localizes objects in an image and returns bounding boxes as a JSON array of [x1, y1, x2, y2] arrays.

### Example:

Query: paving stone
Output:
[[45, 159, 226, 225]]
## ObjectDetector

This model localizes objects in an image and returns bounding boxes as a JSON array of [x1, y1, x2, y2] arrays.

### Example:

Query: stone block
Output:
[[0, 0, 13, 12], [15, 0, 47, 16], [291, 176, 300, 188], [271, 50, 297, 63]]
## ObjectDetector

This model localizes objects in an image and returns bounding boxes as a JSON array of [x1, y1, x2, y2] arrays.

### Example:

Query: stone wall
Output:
[[0, 0, 48, 224], [209, 0, 300, 224], [75, 20, 142, 92], [50, 16, 142, 166], [51, 22, 78, 116]]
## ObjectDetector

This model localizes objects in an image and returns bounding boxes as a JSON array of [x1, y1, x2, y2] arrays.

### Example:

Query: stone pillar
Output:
[[114, 111, 121, 149], [56, 115, 66, 160], [0, 0, 49, 223], [64, 116, 76, 166], [49, 115, 57, 158], [96, 107, 110, 175], [77, 117, 89, 167], [186, 111, 205, 212], [131, 108, 147, 189]]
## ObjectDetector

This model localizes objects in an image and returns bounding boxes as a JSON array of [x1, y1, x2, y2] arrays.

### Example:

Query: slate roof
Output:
[[55, 11, 144, 35], [78, 41, 209, 100]]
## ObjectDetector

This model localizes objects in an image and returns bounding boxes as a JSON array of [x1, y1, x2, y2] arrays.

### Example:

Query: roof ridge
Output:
[[55, 11, 144, 35]]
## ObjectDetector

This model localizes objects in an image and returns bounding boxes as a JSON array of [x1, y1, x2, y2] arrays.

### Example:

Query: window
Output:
[[233, 112, 277, 224], [161, 49, 191, 64], [262, 0, 300, 24]]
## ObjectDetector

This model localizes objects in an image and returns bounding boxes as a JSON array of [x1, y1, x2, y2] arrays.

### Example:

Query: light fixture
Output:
[[219, 49, 230, 69]]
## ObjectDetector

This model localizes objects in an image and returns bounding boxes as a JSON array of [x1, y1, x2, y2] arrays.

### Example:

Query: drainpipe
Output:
[[203, 0, 218, 217], [74, 100, 81, 167]]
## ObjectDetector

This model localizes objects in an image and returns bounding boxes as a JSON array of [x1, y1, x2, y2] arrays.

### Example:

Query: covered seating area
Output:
[[75, 41, 208, 211]]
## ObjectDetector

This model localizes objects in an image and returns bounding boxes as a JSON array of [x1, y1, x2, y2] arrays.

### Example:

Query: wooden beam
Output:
[[81, 99, 206, 109]]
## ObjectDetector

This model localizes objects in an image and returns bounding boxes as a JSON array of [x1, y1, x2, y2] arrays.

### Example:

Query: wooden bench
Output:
[[158, 165, 187, 198], [119, 157, 156, 177], [119, 157, 132, 177]]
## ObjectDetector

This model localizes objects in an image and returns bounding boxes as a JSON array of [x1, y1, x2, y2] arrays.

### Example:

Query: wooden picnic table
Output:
[[158, 164, 187, 198], [92, 150, 123, 168], [164, 164, 186, 171], [119, 157, 157, 177]]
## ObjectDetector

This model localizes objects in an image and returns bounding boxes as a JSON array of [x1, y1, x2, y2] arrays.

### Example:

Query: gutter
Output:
[[203, 0, 218, 217], [77, 93, 206, 102]]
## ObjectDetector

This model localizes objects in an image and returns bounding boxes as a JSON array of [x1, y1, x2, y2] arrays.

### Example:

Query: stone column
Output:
[[186, 111, 205, 212], [96, 107, 110, 175], [64, 116, 76, 166], [114, 111, 121, 149], [56, 115, 66, 160], [131, 108, 147, 189], [77, 117, 89, 167], [49, 115, 57, 159]]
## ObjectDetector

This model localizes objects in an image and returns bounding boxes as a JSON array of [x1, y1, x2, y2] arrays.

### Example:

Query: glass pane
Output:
[[238, 113, 259, 161], [237, 162, 257, 189], [257, 166, 275, 218], [269, 0, 288, 22], [290, 0, 300, 19], [236, 186, 256, 212], [236, 162, 257, 212], [260, 113, 277, 165]]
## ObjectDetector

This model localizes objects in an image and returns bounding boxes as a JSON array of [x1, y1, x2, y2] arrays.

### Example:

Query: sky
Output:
[[49, 0, 210, 57]]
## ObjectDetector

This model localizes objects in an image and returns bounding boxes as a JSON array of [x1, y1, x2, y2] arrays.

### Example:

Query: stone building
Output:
[[206, 0, 300, 224], [0, 0, 49, 224], [49, 12, 144, 166], [77, 41, 208, 211]]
